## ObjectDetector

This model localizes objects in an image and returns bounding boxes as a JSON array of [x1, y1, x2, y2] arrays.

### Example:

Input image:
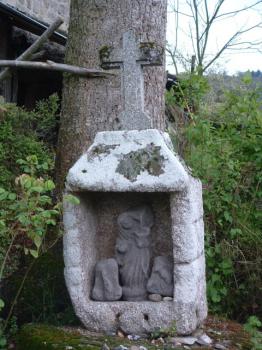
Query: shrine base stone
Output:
[[63, 130, 207, 335]]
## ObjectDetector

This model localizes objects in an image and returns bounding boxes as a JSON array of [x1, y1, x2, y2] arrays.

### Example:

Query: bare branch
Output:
[[216, 0, 262, 19], [169, 0, 262, 74], [171, 8, 193, 18], [192, 0, 202, 63], [202, 29, 240, 72], [166, 46, 179, 74], [199, 0, 225, 43], [0, 60, 114, 78]]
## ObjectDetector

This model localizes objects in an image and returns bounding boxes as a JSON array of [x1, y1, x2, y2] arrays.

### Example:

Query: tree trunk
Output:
[[56, 0, 167, 194]]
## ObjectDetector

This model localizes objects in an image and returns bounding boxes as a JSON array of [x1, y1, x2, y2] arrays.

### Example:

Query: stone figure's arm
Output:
[[115, 239, 128, 253], [136, 236, 150, 248]]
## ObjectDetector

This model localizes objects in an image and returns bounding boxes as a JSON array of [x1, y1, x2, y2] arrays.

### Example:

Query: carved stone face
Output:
[[147, 256, 174, 297], [117, 205, 154, 240]]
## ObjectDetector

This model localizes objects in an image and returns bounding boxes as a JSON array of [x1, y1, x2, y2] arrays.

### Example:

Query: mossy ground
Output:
[[16, 316, 252, 350]]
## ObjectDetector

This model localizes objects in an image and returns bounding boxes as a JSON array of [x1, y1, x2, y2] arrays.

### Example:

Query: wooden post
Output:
[[0, 17, 12, 101]]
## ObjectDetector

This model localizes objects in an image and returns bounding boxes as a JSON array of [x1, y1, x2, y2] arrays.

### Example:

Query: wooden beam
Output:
[[0, 17, 63, 82]]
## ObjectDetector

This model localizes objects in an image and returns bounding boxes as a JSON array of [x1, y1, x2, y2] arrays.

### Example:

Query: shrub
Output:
[[168, 74, 262, 320], [0, 94, 59, 189]]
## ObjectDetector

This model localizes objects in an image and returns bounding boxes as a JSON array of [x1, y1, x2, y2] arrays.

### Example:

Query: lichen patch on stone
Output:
[[116, 143, 165, 182], [87, 144, 119, 161]]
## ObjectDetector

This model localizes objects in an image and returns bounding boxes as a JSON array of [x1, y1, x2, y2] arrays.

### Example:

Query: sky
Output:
[[166, 0, 262, 75]]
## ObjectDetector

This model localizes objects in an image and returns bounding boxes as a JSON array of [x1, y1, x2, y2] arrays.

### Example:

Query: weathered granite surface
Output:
[[66, 129, 189, 192], [100, 31, 163, 130], [63, 130, 207, 335], [171, 176, 204, 263]]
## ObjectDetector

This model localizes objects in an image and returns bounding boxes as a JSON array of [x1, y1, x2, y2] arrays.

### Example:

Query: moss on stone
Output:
[[116, 143, 165, 182], [99, 45, 113, 61], [16, 318, 253, 350], [16, 324, 160, 350]]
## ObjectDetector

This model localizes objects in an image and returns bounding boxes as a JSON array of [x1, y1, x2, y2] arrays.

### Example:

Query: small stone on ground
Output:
[[127, 334, 141, 341], [101, 344, 110, 350], [117, 330, 125, 338], [113, 346, 128, 350], [173, 336, 198, 345], [196, 333, 213, 346], [163, 297, 173, 301], [214, 344, 227, 350], [148, 293, 162, 302]]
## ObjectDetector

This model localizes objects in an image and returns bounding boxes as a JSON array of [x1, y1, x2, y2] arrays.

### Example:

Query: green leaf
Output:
[[64, 194, 80, 205], [33, 235, 42, 249], [0, 191, 8, 201], [0, 337, 7, 347], [8, 192, 16, 200], [30, 186, 44, 193], [46, 219, 56, 226], [0, 220, 5, 229], [41, 211, 51, 218], [0, 299, 5, 310], [29, 249, 39, 258], [44, 180, 55, 191], [242, 73, 252, 85], [18, 214, 30, 226]]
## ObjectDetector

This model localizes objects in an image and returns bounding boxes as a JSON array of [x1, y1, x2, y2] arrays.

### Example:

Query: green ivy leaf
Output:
[[44, 180, 55, 191], [30, 186, 44, 193]]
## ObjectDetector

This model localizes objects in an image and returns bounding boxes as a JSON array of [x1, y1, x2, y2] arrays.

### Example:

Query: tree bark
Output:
[[56, 0, 167, 194]]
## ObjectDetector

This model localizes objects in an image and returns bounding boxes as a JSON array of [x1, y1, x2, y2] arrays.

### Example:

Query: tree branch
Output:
[[0, 60, 114, 77], [192, 0, 202, 64], [216, 0, 262, 19]]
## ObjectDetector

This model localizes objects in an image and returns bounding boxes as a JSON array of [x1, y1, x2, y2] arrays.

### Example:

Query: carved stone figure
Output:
[[115, 205, 154, 301], [91, 258, 122, 301], [147, 256, 173, 297]]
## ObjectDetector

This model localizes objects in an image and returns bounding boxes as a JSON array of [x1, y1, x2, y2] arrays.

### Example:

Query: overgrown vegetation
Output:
[[0, 96, 77, 347], [167, 73, 262, 325], [0, 71, 261, 347]]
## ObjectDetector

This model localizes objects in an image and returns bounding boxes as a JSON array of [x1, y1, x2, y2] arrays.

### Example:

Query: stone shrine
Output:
[[63, 31, 207, 335]]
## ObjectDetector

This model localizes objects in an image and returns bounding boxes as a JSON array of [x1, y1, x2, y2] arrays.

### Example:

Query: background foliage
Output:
[[167, 73, 262, 321], [0, 73, 261, 346], [0, 96, 77, 347]]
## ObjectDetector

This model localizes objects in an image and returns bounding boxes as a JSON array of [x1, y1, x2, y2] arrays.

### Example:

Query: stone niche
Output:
[[63, 129, 207, 335]]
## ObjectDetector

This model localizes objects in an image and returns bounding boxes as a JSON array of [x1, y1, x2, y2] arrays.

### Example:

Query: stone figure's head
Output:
[[147, 256, 173, 297], [117, 205, 154, 239]]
